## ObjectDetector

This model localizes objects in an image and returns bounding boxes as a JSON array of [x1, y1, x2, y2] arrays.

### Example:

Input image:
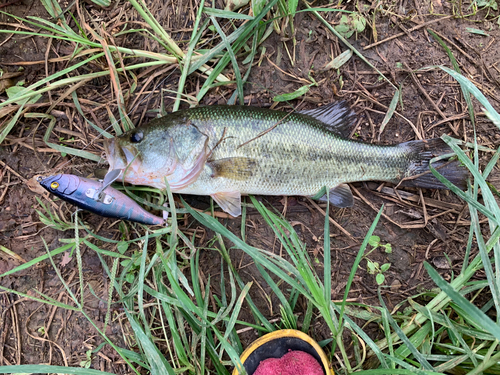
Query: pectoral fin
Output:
[[318, 184, 354, 208], [211, 191, 242, 217], [208, 157, 257, 181]]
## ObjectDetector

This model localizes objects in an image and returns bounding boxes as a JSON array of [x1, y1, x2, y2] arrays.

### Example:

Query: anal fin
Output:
[[318, 184, 354, 208], [211, 191, 242, 217]]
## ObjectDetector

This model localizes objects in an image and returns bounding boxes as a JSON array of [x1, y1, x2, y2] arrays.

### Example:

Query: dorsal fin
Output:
[[298, 101, 356, 138]]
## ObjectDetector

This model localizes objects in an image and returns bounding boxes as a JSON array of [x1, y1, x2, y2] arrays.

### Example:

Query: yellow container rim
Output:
[[232, 329, 334, 375]]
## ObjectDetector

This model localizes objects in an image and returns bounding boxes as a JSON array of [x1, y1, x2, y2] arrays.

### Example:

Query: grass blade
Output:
[[126, 312, 176, 375], [0, 365, 116, 374], [424, 262, 500, 341], [210, 16, 245, 105], [378, 88, 400, 140]]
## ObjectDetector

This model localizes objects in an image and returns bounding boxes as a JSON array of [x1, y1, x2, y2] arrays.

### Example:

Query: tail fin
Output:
[[400, 138, 468, 190]]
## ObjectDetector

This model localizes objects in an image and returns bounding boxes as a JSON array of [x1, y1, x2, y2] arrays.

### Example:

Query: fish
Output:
[[38, 174, 166, 225], [104, 102, 468, 217]]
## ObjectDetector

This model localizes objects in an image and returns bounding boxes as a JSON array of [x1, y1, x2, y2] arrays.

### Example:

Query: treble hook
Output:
[[93, 169, 122, 201]]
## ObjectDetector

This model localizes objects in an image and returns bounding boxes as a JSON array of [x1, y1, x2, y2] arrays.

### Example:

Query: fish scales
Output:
[[105, 103, 468, 217], [179, 107, 408, 196]]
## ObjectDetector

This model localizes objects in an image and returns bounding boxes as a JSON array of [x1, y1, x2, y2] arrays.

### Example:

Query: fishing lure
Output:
[[38, 174, 166, 225]]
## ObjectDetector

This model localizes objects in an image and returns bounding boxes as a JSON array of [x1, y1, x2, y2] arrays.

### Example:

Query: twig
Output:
[[0, 0, 22, 9], [178, 199, 235, 219], [425, 238, 439, 259], [363, 16, 452, 50], [362, 104, 423, 140], [427, 28, 476, 64], [426, 113, 468, 132], [418, 189, 428, 227], [405, 63, 460, 137], [0, 295, 9, 366], [0, 171, 10, 205], [11, 298, 20, 365], [0, 160, 27, 183], [306, 198, 358, 243], [350, 185, 426, 229], [376, 186, 463, 211], [44, 270, 77, 347]]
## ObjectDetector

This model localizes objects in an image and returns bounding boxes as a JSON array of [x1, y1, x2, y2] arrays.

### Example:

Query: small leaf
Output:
[[288, 0, 299, 16], [352, 13, 367, 32], [324, 49, 353, 70], [206, 7, 254, 19], [376, 273, 385, 285], [381, 263, 391, 272], [368, 235, 380, 247], [6, 86, 42, 105], [273, 84, 311, 102], [384, 243, 392, 253], [252, 0, 266, 15], [90, 0, 110, 6], [335, 23, 354, 39], [334, 13, 366, 38], [379, 89, 400, 139], [80, 359, 91, 368], [475, 0, 497, 9], [6, 86, 23, 99], [465, 27, 489, 36], [117, 241, 129, 254], [224, 0, 250, 11], [366, 259, 375, 274], [126, 273, 135, 283]]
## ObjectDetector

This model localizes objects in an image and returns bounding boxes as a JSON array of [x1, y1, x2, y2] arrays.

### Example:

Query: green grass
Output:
[[1, 1, 500, 374]]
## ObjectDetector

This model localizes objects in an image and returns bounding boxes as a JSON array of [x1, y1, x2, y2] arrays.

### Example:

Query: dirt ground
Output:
[[0, 0, 499, 372]]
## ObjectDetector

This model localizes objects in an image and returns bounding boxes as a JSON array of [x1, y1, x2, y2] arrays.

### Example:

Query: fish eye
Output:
[[130, 131, 143, 143], [50, 182, 59, 190]]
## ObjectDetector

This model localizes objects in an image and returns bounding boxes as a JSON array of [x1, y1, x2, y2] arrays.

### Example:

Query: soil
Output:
[[0, 0, 499, 373]]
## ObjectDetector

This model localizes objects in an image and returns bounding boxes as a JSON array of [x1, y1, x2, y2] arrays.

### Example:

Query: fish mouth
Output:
[[103, 138, 114, 168], [104, 138, 127, 171], [103, 138, 141, 179]]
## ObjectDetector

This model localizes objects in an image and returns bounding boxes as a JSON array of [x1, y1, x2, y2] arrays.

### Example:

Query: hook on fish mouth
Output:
[[92, 168, 123, 201], [103, 138, 140, 172]]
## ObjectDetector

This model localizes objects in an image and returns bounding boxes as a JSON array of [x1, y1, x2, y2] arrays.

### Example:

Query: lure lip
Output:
[[38, 174, 61, 188], [39, 174, 78, 195]]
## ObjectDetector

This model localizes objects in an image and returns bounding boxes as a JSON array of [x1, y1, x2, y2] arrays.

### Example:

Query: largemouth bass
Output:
[[104, 102, 467, 217]]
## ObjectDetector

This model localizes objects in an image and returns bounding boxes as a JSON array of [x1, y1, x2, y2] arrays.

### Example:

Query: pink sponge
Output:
[[253, 350, 324, 375]]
